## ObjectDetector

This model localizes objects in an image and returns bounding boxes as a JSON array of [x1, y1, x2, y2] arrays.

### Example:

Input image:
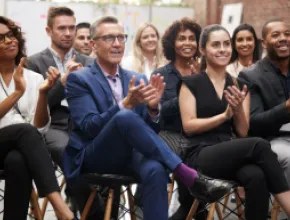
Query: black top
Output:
[[152, 63, 183, 132], [181, 72, 247, 159]]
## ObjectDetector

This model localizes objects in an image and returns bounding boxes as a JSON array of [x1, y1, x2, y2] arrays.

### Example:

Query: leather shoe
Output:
[[189, 173, 233, 203]]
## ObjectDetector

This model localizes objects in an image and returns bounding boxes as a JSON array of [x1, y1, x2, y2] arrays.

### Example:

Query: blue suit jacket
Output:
[[62, 60, 160, 180]]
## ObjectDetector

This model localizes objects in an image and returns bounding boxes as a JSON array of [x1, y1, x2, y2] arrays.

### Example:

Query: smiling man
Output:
[[239, 18, 290, 187]]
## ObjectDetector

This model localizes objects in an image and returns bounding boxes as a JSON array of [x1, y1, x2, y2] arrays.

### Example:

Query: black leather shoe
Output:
[[189, 173, 233, 203]]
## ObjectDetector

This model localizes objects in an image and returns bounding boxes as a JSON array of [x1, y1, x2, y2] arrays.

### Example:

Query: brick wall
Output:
[[219, 0, 290, 38]]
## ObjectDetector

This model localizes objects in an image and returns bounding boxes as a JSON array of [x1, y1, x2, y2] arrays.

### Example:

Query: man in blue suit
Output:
[[63, 16, 230, 220]]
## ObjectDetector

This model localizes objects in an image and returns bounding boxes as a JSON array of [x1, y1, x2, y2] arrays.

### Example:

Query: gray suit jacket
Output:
[[26, 48, 94, 130]]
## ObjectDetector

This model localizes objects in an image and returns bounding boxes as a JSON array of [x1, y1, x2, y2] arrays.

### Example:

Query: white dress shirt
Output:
[[121, 55, 156, 80], [0, 68, 51, 134], [226, 61, 246, 78], [49, 47, 74, 107]]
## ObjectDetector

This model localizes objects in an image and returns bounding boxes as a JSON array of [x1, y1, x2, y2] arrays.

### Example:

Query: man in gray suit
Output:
[[27, 6, 94, 165]]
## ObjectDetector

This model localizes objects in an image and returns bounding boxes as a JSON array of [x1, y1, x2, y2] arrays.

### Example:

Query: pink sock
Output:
[[173, 163, 198, 187]]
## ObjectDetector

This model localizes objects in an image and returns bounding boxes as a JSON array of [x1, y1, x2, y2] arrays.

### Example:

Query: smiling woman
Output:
[[0, 16, 75, 220], [121, 23, 165, 79], [226, 24, 260, 77]]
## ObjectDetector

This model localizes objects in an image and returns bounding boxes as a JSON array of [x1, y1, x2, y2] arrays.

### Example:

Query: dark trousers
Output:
[[0, 124, 60, 220], [82, 110, 183, 220], [187, 137, 289, 220]]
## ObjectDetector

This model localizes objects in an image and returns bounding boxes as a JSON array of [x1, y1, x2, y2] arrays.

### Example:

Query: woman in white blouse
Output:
[[0, 16, 74, 220], [122, 23, 165, 79], [227, 24, 260, 77]]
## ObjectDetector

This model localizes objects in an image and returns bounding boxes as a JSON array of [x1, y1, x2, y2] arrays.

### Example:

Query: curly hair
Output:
[[230, 23, 260, 64], [162, 17, 201, 62], [0, 16, 26, 65]]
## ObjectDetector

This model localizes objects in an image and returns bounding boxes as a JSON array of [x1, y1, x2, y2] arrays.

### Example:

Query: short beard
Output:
[[52, 39, 72, 52], [267, 46, 290, 61]]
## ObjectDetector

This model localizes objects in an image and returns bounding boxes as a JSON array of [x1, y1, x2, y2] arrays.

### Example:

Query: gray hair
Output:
[[90, 16, 119, 39]]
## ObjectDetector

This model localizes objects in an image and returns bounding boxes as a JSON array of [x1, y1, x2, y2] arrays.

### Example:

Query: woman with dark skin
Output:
[[0, 16, 75, 220]]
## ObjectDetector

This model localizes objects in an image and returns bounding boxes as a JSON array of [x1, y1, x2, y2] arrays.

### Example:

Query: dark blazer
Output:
[[152, 63, 182, 132], [26, 48, 94, 129], [239, 57, 290, 138], [62, 61, 160, 180]]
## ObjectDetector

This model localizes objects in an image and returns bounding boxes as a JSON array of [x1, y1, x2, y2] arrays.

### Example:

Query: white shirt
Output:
[[49, 47, 74, 107], [0, 68, 51, 134], [226, 61, 246, 78], [121, 55, 156, 80]]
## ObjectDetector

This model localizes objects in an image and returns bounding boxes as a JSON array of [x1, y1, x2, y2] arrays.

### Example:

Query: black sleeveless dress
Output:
[[180, 71, 248, 164]]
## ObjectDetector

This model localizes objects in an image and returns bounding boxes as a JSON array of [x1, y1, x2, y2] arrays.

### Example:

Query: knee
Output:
[[4, 150, 28, 174], [114, 110, 139, 124], [241, 166, 266, 188], [15, 123, 41, 139], [254, 137, 271, 149]]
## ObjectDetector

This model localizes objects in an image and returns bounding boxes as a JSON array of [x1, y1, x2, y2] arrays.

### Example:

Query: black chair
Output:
[[0, 170, 43, 220], [80, 173, 139, 220]]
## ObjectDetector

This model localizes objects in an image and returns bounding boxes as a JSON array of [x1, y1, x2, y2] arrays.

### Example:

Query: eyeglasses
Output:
[[0, 31, 16, 43], [93, 34, 128, 44]]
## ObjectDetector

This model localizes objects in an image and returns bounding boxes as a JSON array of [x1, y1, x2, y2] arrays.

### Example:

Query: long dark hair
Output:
[[230, 24, 259, 64], [0, 16, 26, 65], [199, 24, 230, 72]]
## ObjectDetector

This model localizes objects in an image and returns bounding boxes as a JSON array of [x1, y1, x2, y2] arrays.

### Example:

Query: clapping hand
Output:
[[39, 66, 60, 93], [188, 57, 199, 75], [61, 55, 83, 86], [13, 57, 26, 95], [224, 85, 247, 113], [147, 74, 165, 109]]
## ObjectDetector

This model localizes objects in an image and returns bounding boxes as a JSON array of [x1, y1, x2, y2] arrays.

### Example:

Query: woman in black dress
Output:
[[179, 24, 290, 220]]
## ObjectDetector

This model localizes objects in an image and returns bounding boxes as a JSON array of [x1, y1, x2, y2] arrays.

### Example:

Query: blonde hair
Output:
[[131, 23, 164, 73]]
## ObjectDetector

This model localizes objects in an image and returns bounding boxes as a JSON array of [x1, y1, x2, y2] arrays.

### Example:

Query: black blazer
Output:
[[152, 63, 182, 132], [239, 57, 290, 138], [26, 48, 94, 130]]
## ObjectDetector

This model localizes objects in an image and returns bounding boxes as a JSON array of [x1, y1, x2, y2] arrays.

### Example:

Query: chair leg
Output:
[[186, 199, 199, 220], [168, 175, 175, 207], [30, 186, 42, 220], [271, 199, 280, 220], [215, 203, 223, 220], [235, 191, 244, 219], [80, 188, 97, 220], [206, 203, 216, 220], [104, 189, 115, 220], [222, 192, 230, 213], [127, 186, 137, 220]]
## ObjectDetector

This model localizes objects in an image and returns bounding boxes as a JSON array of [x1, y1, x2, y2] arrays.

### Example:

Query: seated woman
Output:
[[226, 23, 260, 77], [122, 23, 165, 79], [0, 16, 74, 220], [152, 17, 206, 220], [178, 24, 290, 220]]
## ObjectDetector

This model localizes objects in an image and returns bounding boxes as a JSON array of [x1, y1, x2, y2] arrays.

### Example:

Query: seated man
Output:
[[62, 16, 230, 220], [239, 18, 290, 186]]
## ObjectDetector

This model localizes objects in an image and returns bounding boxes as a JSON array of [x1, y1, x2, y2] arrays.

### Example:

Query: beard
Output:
[[52, 39, 73, 51], [267, 44, 290, 61]]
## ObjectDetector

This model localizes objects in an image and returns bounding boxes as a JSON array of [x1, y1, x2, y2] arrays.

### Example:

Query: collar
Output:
[[48, 46, 74, 61], [99, 63, 120, 79]]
